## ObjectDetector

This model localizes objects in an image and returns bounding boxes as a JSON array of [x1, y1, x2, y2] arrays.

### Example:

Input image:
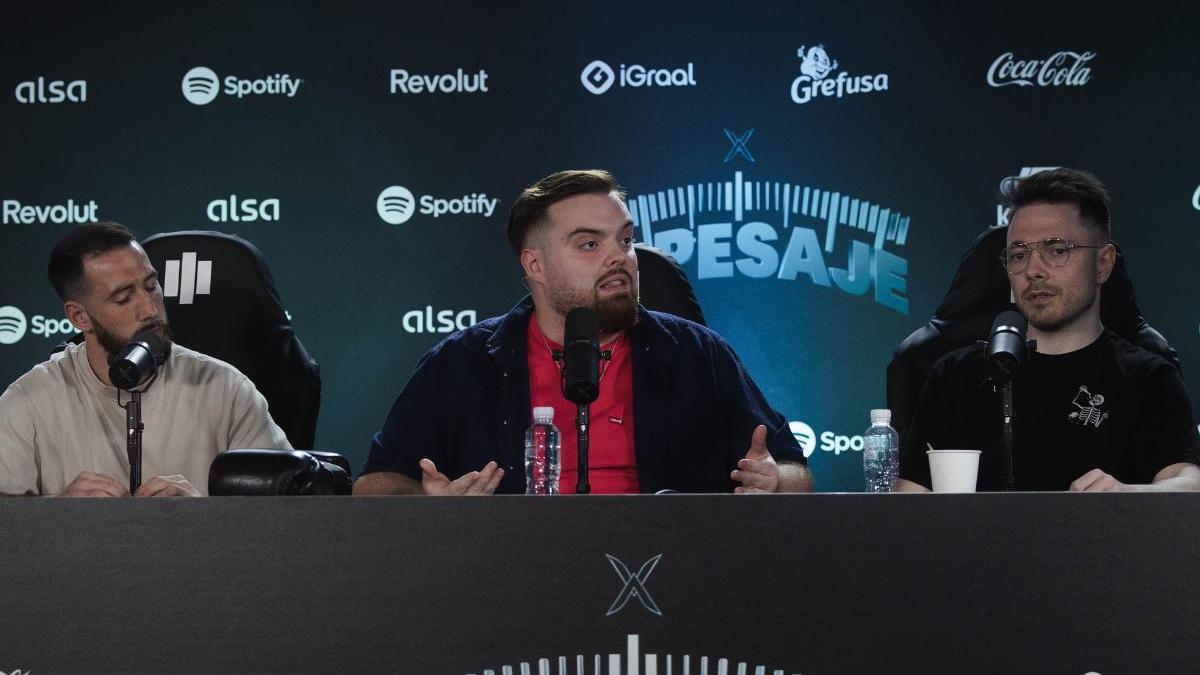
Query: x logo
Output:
[[605, 554, 664, 617], [723, 128, 756, 163]]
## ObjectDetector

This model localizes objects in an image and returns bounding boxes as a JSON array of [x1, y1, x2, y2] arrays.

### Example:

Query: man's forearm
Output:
[[353, 471, 423, 495], [777, 461, 814, 493]]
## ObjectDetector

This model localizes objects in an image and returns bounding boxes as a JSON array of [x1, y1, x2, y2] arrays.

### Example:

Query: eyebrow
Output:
[[565, 220, 635, 239], [104, 271, 158, 302]]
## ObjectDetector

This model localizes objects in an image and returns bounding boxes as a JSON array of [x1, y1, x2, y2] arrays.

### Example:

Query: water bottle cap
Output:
[[870, 408, 891, 424], [532, 406, 555, 423]]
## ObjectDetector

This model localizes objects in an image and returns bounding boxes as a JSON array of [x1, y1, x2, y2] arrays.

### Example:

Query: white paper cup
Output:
[[926, 449, 981, 493]]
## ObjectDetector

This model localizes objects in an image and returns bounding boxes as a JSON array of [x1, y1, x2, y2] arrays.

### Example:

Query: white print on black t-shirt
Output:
[[1068, 385, 1110, 428]]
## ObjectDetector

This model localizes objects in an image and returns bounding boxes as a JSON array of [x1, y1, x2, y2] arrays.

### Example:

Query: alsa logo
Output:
[[15, 77, 86, 103], [0, 305, 80, 346], [790, 44, 888, 105], [390, 68, 489, 94], [987, 51, 1095, 88], [207, 194, 280, 222], [2, 198, 99, 225], [402, 306, 477, 334], [629, 133, 913, 314], [181, 66, 303, 105], [792, 419, 864, 456], [996, 166, 1058, 226], [377, 185, 498, 225], [580, 59, 697, 95]]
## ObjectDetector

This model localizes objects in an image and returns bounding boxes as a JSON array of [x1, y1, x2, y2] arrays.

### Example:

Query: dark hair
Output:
[[507, 169, 626, 255], [1001, 168, 1111, 240], [47, 221, 137, 301]]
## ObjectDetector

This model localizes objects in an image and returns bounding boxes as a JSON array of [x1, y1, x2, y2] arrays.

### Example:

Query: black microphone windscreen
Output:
[[564, 307, 599, 345], [991, 310, 1027, 336]]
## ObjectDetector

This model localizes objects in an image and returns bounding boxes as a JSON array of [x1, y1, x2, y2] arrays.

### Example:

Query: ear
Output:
[[521, 247, 544, 284], [1095, 243, 1116, 284], [64, 300, 93, 334]]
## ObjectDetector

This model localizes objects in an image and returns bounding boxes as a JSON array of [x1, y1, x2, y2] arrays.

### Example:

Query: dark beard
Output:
[[595, 292, 639, 334], [93, 316, 174, 361]]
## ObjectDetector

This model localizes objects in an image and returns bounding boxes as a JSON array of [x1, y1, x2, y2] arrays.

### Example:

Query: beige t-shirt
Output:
[[0, 342, 291, 495]]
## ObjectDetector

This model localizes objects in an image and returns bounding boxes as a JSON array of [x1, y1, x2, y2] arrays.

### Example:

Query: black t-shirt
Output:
[[900, 330, 1200, 491]]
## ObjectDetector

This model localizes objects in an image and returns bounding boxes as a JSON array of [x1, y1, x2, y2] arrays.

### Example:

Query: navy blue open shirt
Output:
[[363, 297, 805, 493]]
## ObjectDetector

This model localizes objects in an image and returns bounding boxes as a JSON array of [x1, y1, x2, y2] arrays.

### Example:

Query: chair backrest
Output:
[[140, 231, 321, 449], [887, 225, 1179, 440], [634, 243, 707, 326]]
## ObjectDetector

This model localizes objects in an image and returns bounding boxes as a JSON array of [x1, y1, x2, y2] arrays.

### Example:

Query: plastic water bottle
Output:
[[863, 408, 899, 492], [524, 406, 561, 495]]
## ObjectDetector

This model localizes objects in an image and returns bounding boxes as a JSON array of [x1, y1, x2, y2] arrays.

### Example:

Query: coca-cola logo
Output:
[[987, 51, 1095, 88]]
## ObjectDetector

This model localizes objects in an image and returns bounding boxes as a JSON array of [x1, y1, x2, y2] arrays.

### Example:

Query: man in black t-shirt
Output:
[[898, 169, 1200, 492]]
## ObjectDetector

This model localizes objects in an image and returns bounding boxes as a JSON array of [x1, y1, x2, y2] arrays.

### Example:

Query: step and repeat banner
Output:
[[2, 3, 1198, 491]]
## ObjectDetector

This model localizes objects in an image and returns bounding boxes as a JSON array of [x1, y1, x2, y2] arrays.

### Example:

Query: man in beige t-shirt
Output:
[[0, 222, 290, 497]]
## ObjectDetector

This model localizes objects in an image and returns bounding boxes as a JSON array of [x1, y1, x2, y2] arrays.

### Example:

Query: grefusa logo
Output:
[[790, 44, 888, 105]]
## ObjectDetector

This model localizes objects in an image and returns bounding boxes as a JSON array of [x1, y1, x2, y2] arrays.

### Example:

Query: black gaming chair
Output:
[[140, 231, 322, 449], [887, 225, 1178, 440], [634, 243, 707, 326]]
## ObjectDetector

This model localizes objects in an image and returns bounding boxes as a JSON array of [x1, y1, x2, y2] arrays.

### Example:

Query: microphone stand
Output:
[[120, 389, 143, 492], [576, 404, 590, 494], [1001, 381, 1014, 492]]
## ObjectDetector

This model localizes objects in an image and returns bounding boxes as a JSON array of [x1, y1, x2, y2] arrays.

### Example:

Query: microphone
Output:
[[986, 310, 1030, 385], [108, 329, 167, 390], [561, 308, 601, 404]]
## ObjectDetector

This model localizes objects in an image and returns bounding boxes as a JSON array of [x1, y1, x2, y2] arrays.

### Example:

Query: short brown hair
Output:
[[47, 221, 138, 301], [507, 169, 626, 255], [1001, 168, 1111, 241]]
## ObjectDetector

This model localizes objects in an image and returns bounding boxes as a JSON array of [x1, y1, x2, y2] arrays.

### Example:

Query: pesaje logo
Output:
[[987, 51, 1095, 88], [791, 44, 889, 105]]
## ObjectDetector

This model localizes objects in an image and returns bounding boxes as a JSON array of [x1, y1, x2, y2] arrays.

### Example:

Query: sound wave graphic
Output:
[[468, 634, 801, 675], [185, 75, 217, 94]]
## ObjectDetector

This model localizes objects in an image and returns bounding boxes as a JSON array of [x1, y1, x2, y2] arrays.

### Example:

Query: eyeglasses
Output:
[[999, 238, 1110, 274]]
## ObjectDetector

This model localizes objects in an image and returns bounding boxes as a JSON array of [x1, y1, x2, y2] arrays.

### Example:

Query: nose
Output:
[[1022, 249, 1050, 280]]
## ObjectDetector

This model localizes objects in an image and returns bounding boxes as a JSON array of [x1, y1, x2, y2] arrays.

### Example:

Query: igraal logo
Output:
[[987, 51, 1095, 88], [389, 68, 489, 94], [376, 185, 498, 225], [580, 59, 696, 95], [162, 252, 212, 305], [0, 306, 27, 345], [181, 66, 303, 105], [402, 306, 477, 334], [791, 44, 888, 105], [996, 166, 1058, 226], [15, 76, 86, 103], [206, 194, 280, 222], [2, 198, 99, 225], [628, 131, 913, 313], [789, 421, 817, 458]]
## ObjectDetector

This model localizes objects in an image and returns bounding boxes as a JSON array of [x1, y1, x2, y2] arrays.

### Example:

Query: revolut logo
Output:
[[792, 419, 864, 456], [2, 198, 99, 225], [0, 306, 80, 345], [389, 68, 489, 94], [207, 194, 280, 222], [402, 306, 477, 334], [996, 166, 1058, 226], [162, 253, 212, 305], [987, 51, 1095, 88], [628, 134, 914, 314], [376, 185, 498, 225], [580, 59, 697, 95], [14, 76, 86, 104], [790, 44, 889, 105], [181, 66, 303, 105]]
